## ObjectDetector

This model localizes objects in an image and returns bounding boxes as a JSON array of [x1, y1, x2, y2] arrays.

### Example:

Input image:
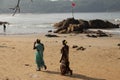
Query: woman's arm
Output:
[[33, 41, 36, 49], [60, 48, 64, 62], [60, 54, 63, 63], [42, 43, 45, 51]]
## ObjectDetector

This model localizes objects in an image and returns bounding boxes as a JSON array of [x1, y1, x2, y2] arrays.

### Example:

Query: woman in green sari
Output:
[[33, 39, 47, 71]]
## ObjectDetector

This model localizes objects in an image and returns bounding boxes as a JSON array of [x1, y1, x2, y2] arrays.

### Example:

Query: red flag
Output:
[[71, 2, 76, 7]]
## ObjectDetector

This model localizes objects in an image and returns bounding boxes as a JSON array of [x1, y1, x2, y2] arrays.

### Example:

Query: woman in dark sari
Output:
[[60, 40, 72, 75], [33, 39, 47, 71]]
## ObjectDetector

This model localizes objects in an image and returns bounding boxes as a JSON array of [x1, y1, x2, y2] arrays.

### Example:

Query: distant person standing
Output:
[[3, 24, 6, 32]]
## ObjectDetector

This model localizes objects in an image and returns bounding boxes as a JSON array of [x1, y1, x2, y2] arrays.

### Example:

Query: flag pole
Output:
[[71, 1, 75, 19], [72, 6, 74, 18]]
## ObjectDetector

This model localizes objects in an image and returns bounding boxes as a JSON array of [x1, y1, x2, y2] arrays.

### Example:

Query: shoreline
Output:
[[0, 29, 120, 38]]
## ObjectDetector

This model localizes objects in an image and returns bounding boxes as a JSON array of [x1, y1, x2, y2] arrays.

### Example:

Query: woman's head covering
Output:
[[36, 39, 40, 43], [62, 40, 67, 44]]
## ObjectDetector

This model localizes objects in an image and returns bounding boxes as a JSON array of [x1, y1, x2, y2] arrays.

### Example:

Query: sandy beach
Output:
[[0, 33, 120, 80]]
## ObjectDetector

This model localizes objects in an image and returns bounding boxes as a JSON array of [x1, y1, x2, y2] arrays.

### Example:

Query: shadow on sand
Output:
[[43, 70, 106, 80]]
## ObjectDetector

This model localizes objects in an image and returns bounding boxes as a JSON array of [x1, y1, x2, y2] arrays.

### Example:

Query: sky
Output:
[[50, 0, 58, 1], [0, 0, 120, 13]]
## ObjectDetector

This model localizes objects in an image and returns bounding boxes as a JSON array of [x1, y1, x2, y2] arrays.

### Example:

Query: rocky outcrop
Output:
[[45, 34, 59, 37], [53, 18, 119, 34], [89, 19, 119, 28], [117, 43, 120, 49], [86, 30, 112, 38], [54, 18, 89, 33]]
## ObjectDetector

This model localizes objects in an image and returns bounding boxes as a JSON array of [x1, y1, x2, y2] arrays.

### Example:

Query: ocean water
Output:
[[0, 12, 120, 35]]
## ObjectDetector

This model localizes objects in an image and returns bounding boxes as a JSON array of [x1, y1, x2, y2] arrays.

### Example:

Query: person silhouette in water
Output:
[[3, 24, 6, 32]]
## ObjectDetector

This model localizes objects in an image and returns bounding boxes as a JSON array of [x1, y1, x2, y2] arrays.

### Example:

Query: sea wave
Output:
[[0, 13, 120, 35]]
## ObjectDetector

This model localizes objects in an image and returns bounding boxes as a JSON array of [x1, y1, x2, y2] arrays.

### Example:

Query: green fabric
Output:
[[35, 43, 45, 68]]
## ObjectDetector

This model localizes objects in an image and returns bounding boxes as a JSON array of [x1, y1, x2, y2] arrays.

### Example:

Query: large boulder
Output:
[[53, 18, 119, 34], [54, 20, 66, 28], [67, 19, 89, 33], [105, 21, 119, 28], [54, 18, 79, 28], [78, 19, 89, 29], [54, 18, 89, 33], [88, 19, 119, 28], [62, 18, 79, 27], [54, 18, 80, 33], [67, 24, 83, 33], [86, 30, 111, 38]]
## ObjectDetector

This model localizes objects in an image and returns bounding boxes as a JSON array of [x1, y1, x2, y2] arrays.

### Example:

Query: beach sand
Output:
[[0, 33, 120, 80]]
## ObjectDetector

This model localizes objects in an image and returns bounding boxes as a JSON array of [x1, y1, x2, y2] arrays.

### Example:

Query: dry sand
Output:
[[0, 33, 120, 80]]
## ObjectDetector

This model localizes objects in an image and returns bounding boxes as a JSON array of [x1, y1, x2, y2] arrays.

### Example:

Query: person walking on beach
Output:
[[60, 40, 72, 75], [3, 24, 6, 32], [33, 39, 47, 71]]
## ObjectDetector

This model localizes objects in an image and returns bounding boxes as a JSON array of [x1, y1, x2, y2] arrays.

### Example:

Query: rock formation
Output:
[[53, 18, 119, 34]]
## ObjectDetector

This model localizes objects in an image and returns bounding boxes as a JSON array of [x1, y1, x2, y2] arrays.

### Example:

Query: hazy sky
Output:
[[0, 0, 120, 13]]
